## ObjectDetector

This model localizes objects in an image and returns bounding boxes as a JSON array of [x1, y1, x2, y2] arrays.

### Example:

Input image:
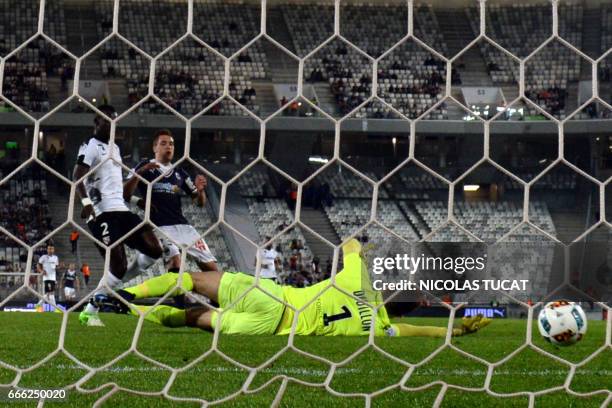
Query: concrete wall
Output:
[[2, 112, 610, 135]]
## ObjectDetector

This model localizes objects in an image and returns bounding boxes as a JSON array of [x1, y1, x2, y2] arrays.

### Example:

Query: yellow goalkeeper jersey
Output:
[[275, 253, 392, 336]]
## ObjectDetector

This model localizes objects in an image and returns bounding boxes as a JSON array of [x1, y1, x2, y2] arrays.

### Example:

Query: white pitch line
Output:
[[52, 364, 610, 377]]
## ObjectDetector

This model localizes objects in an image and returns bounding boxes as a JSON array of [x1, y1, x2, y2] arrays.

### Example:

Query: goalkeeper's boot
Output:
[[92, 293, 130, 314], [461, 314, 492, 335], [79, 299, 105, 327]]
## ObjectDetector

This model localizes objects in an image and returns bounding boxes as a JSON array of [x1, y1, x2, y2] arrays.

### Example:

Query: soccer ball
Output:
[[537, 300, 587, 346]]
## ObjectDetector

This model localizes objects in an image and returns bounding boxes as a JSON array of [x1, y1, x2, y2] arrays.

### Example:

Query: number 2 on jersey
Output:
[[100, 222, 109, 237]]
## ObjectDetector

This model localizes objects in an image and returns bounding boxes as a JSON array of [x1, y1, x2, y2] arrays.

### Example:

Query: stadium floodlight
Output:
[[463, 184, 480, 192], [308, 156, 329, 164]]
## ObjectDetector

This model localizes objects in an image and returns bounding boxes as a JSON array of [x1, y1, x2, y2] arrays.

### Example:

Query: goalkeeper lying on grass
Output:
[[96, 239, 490, 337]]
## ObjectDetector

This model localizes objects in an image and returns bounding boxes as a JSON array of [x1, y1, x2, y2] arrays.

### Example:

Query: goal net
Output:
[[0, 0, 610, 405]]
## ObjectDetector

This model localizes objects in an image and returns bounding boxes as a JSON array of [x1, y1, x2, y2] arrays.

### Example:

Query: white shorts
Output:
[[64, 287, 76, 299], [158, 224, 217, 265]]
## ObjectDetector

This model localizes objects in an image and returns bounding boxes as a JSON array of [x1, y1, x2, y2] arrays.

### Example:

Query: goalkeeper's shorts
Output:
[[211, 272, 285, 335]]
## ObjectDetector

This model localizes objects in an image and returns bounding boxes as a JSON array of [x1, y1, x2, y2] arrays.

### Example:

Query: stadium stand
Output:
[[467, 3, 583, 118], [0, 166, 52, 247], [454, 201, 555, 242], [236, 167, 320, 285], [4, 1, 601, 117], [317, 166, 377, 198], [283, 3, 452, 118], [0, 165, 55, 299], [93, 0, 264, 116], [0, 247, 27, 298], [1, 0, 71, 113], [486, 223, 559, 302], [600, 4, 612, 106], [316, 163, 556, 244]]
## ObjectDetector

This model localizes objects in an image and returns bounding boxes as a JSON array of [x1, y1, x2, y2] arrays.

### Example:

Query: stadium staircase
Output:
[[501, 85, 519, 104], [256, 12, 300, 116], [565, 83, 579, 115], [251, 81, 278, 117], [46, 78, 70, 110], [64, 2, 103, 78], [312, 83, 338, 115], [435, 9, 492, 87], [106, 80, 129, 112], [300, 208, 340, 259], [435, 9, 492, 119], [578, 226, 610, 289], [397, 201, 429, 240], [580, 7, 601, 81], [549, 210, 589, 244], [265, 9, 298, 78]]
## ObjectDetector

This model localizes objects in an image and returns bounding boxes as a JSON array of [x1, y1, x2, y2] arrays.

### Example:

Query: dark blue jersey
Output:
[[133, 159, 197, 226], [64, 269, 76, 288]]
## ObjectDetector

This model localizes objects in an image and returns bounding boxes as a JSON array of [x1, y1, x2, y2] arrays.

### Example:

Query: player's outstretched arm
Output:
[[123, 161, 159, 203], [388, 315, 491, 338]]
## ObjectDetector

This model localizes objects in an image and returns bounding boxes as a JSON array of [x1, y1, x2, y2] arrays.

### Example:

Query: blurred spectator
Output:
[[81, 263, 90, 287], [70, 229, 80, 253]]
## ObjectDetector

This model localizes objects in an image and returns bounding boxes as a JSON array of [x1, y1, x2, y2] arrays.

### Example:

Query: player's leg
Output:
[[141, 306, 214, 331], [121, 212, 163, 277], [124, 228, 174, 281], [84, 212, 128, 280], [179, 225, 218, 273], [48, 282, 56, 305], [115, 271, 222, 304], [191, 236, 218, 273], [128, 224, 163, 260], [196, 260, 218, 272], [82, 211, 161, 324], [186, 307, 213, 330], [112, 271, 283, 335], [80, 244, 128, 325], [37, 282, 49, 306], [124, 252, 158, 280], [166, 254, 181, 271], [120, 305, 213, 330]]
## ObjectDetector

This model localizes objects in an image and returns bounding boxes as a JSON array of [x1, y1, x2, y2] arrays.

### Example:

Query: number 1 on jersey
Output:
[[323, 305, 352, 326]]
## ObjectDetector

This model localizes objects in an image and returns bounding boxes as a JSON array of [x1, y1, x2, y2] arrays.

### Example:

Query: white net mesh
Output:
[[0, 0, 610, 406]]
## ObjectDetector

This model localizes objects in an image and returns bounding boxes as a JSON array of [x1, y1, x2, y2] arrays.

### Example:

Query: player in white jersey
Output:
[[36, 244, 58, 307], [256, 238, 279, 281], [73, 105, 163, 325], [123, 129, 217, 285], [61, 263, 79, 301]]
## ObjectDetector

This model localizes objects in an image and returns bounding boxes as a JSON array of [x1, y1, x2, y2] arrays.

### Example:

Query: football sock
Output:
[[122, 272, 193, 300], [84, 271, 123, 314], [104, 272, 122, 288], [125, 253, 156, 280], [391, 323, 462, 338], [131, 305, 186, 328]]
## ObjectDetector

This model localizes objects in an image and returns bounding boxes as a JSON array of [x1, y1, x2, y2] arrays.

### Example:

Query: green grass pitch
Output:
[[0, 313, 609, 407]]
